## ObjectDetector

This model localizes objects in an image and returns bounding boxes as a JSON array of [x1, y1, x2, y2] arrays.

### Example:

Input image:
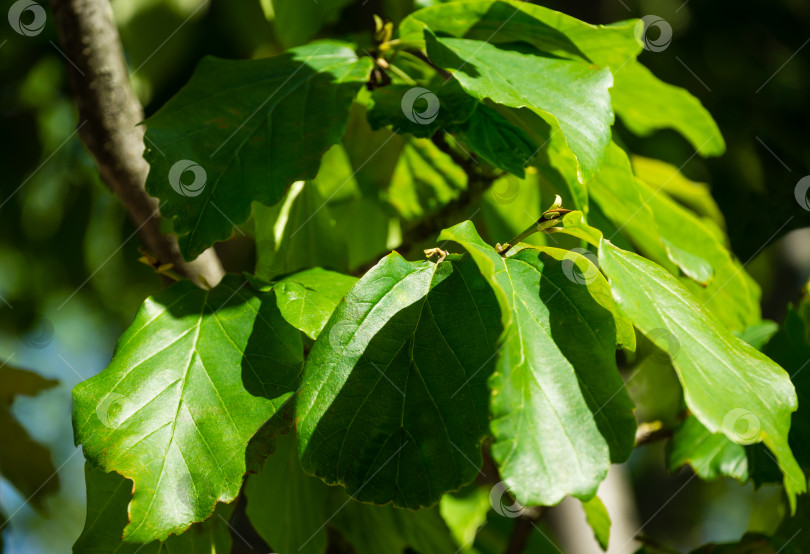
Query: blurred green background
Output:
[[1, 0, 809, 552]]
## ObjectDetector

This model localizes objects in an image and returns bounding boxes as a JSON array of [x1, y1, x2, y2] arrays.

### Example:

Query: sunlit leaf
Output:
[[72, 275, 303, 542], [598, 241, 805, 511], [581, 496, 611, 551], [763, 306, 810, 469], [612, 62, 725, 156], [400, 0, 640, 67], [274, 268, 357, 340], [440, 486, 491, 551], [439, 222, 627, 504], [425, 31, 614, 183], [588, 143, 760, 331]]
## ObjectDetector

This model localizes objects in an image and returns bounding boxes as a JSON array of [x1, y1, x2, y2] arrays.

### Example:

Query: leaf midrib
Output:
[[127, 293, 207, 539]]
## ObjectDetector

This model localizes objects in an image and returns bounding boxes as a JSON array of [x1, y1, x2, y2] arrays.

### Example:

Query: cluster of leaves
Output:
[[68, 1, 809, 552]]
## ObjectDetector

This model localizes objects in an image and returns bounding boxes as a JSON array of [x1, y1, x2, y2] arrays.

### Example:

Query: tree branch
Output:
[[48, 0, 224, 287]]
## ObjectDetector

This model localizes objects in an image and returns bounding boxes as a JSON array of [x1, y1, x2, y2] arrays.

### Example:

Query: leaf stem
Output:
[[496, 195, 571, 255], [386, 63, 418, 85], [379, 38, 427, 53]]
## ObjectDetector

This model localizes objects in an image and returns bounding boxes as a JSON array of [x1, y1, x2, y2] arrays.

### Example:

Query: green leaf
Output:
[[329, 197, 402, 271], [246, 430, 457, 553], [267, 0, 353, 48], [612, 62, 725, 156], [633, 176, 761, 332], [737, 320, 779, 352], [365, 57, 538, 178], [439, 486, 491, 551], [525, 112, 590, 212], [439, 222, 619, 504], [296, 252, 502, 509], [666, 415, 748, 482], [630, 155, 726, 232], [0, 365, 59, 508], [255, 181, 349, 280], [73, 464, 233, 554], [598, 240, 805, 511], [274, 268, 358, 340], [587, 143, 760, 331], [525, 246, 636, 462], [340, 101, 407, 197], [550, 211, 604, 248], [72, 275, 304, 542], [245, 432, 328, 554], [480, 173, 544, 247], [404, 1, 722, 156], [585, 143, 698, 279], [580, 496, 611, 551], [545, 211, 635, 351], [425, 31, 614, 183], [143, 43, 372, 259], [444, 222, 636, 453], [386, 137, 467, 222], [450, 103, 537, 177], [400, 0, 640, 67]]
